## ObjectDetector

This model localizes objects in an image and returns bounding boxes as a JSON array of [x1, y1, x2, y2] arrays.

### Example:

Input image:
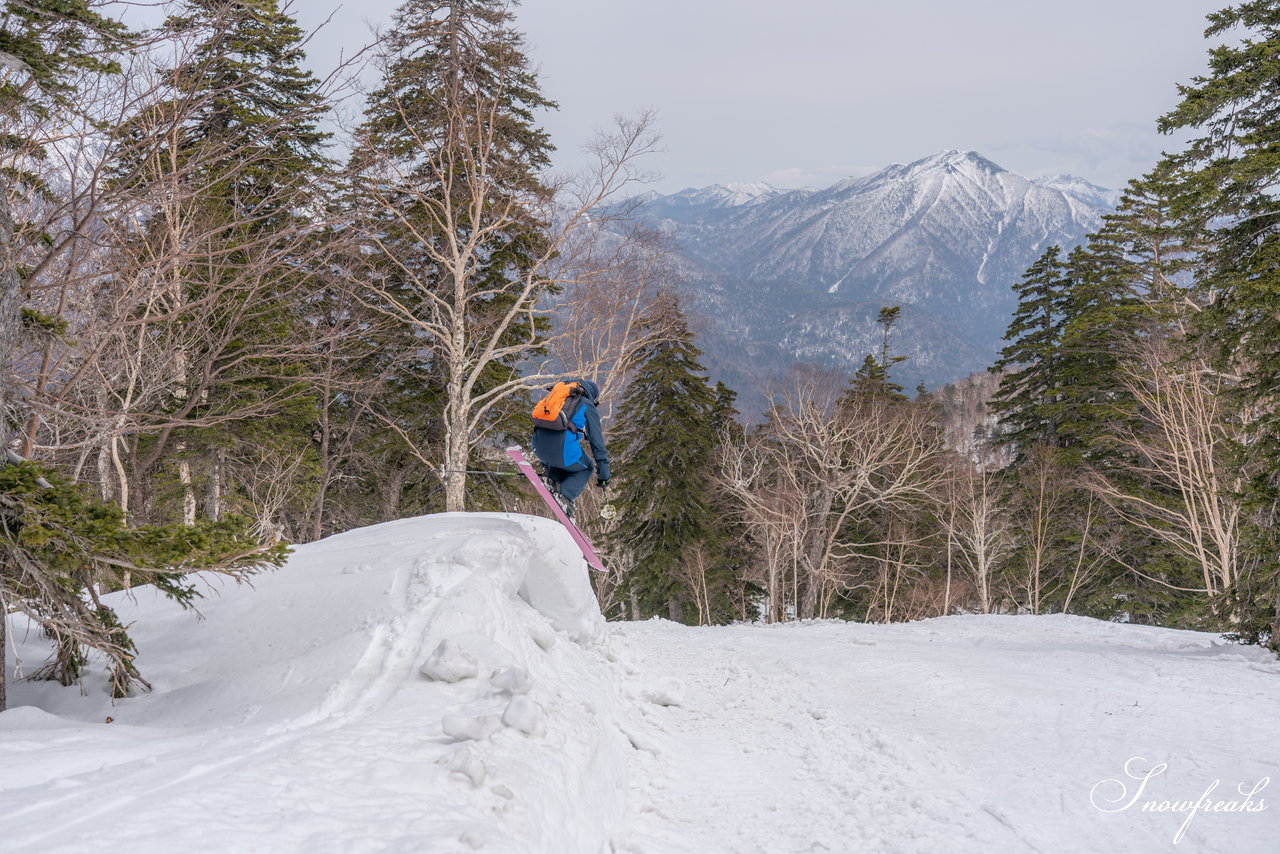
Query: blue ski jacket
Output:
[[531, 378, 611, 480]]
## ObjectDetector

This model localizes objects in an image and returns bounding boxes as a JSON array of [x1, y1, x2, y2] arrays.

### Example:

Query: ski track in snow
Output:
[[611, 619, 1280, 854], [4, 513, 1280, 854], [5, 543, 477, 852], [2, 514, 623, 854], [612, 627, 1030, 853]]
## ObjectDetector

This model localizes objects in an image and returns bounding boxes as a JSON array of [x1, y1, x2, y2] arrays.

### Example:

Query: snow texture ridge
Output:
[[1, 513, 626, 854], [4, 513, 1280, 853], [610, 616, 1280, 854]]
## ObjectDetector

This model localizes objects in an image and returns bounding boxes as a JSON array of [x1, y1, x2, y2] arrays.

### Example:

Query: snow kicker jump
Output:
[[507, 446, 607, 574]]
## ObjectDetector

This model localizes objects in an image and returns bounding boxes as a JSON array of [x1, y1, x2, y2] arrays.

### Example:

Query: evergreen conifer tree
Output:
[[989, 246, 1073, 453], [2, 460, 287, 702], [110, 0, 333, 528], [992, 159, 1252, 626], [1156, 0, 1280, 648], [848, 306, 909, 401], [0, 0, 132, 714], [349, 0, 556, 513], [611, 292, 734, 622], [991, 241, 1141, 456], [1050, 245, 1144, 452]]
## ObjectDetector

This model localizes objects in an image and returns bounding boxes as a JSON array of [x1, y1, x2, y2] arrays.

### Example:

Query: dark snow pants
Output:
[[546, 458, 594, 501]]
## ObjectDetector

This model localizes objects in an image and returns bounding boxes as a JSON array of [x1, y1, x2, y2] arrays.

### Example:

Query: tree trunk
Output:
[[798, 486, 835, 620], [178, 452, 197, 525], [310, 390, 334, 541], [205, 449, 223, 521], [799, 576, 820, 621], [442, 403, 468, 512], [1272, 591, 1280, 655], [1, 600, 7, 712], [0, 184, 21, 456], [111, 435, 129, 516], [96, 440, 113, 501], [0, 160, 21, 714], [380, 465, 408, 523], [944, 529, 954, 616]]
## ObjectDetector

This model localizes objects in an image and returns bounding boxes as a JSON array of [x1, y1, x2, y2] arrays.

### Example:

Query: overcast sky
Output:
[[288, 0, 1226, 193]]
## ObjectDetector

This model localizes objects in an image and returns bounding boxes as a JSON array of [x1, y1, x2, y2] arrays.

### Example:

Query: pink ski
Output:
[[506, 446, 608, 573]]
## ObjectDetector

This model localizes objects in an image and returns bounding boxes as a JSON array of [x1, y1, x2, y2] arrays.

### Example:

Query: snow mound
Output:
[[1, 512, 627, 854], [6, 512, 1278, 853]]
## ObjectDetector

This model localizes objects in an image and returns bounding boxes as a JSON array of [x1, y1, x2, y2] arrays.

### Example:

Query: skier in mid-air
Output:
[[530, 378, 610, 520]]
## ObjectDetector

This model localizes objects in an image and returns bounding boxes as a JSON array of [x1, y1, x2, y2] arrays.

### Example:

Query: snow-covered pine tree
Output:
[[611, 292, 734, 622]]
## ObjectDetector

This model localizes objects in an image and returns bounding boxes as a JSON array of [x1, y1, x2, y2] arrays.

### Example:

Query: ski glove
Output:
[[597, 477, 610, 489]]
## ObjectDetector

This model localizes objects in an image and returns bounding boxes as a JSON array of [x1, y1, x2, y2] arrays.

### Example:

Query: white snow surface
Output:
[[4, 512, 1280, 853]]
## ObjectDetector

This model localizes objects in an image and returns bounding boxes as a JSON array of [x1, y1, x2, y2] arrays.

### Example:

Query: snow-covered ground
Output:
[[3, 513, 1278, 853]]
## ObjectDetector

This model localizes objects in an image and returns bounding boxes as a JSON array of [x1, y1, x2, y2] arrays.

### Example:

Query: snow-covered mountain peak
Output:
[[848, 149, 1011, 196], [627, 189, 664, 205], [721, 181, 778, 198], [918, 149, 999, 170], [667, 181, 781, 209], [903, 149, 1004, 177], [1033, 174, 1123, 208], [625, 151, 1116, 396]]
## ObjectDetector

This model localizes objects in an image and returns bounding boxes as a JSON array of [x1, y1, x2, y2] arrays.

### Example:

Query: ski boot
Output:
[[553, 492, 576, 520], [540, 466, 575, 519]]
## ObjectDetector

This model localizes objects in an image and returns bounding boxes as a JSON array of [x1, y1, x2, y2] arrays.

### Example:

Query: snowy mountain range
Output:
[[636, 150, 1119, 404]]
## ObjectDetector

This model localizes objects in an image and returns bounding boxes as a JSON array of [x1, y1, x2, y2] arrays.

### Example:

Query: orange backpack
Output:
[[531, 381, 585, 433]]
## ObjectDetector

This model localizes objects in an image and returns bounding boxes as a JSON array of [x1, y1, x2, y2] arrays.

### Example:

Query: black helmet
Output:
[[573, 378, 601, 404]]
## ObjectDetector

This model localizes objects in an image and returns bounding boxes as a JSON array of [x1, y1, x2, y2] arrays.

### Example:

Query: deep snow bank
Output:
[[6, 512, 1280, 854], [1, 513, 628, 854]]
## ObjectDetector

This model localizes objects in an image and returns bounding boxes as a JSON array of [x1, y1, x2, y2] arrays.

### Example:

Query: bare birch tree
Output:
[[351, 79, 661, 509], [1003, 443, 1072, 613], [719, 369, 947, 621], [1086, 336, 1250, 597], [941, 456, 1011, 614], [719, 428, 806, 621]]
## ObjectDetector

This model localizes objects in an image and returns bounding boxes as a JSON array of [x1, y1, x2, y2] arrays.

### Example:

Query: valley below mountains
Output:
[[636, 150, 1118, 407]]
